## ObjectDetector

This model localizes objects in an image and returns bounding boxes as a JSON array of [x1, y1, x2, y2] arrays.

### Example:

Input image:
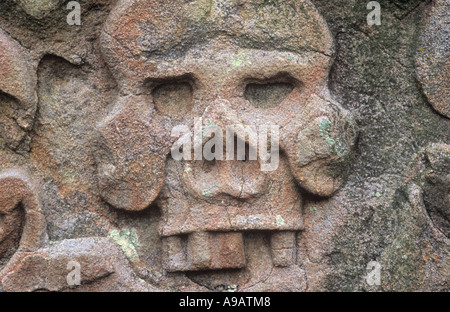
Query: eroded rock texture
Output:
[[0, 0, 448, 292]]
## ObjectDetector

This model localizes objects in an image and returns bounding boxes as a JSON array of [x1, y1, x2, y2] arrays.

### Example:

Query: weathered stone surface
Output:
[[408, 143, 450, 238], [13, 0, 64, 20], [0, 0, 448, 292], [416, 0, 449, 118]]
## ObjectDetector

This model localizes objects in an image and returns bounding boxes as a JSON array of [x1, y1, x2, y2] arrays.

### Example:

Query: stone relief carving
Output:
[[0, 0, 447, 292], [0, 170, 47, 277], [95, 0, 356, 279], [0, 28, 37, 152]]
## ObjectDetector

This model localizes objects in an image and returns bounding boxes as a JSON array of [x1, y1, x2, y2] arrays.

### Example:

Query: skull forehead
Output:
[[101, 0, 334, 82], [141, 40, 331, 88]]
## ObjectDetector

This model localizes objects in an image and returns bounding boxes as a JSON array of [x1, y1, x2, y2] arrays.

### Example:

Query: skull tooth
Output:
[[163, 236, 188, 272], [270, 231, 297, 267]]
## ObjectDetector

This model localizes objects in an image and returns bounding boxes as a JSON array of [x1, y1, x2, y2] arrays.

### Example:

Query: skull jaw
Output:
[[159, 157, 303, 273], [159, 202, 303, 273]]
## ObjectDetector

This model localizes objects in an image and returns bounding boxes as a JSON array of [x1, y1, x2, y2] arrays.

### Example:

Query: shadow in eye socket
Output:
[[244, 82, 294, 109], [152, 81, 194, 120]]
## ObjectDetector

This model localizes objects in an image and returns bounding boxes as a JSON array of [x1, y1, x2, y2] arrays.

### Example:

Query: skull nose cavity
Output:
[[182, 140, 268, 200], [181, 99, 268, 200]]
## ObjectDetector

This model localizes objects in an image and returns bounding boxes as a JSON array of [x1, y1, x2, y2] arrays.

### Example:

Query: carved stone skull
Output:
[[96, 0, 357, 274]]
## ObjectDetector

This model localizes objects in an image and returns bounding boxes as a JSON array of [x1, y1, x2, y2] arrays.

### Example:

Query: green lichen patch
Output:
[[202, 120, 217, 139], [319, 117, 333, 137], [276, 215, 285, 226], [319, 118, 347, 157], [202, 184, 218, 197], [230, 52, 252, 69], [109, 228, 140, 261]]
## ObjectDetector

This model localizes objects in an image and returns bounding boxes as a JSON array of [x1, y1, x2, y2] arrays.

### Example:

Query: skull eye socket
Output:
[[152, 81, 194, 120], [244, 81, 294, 109]]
